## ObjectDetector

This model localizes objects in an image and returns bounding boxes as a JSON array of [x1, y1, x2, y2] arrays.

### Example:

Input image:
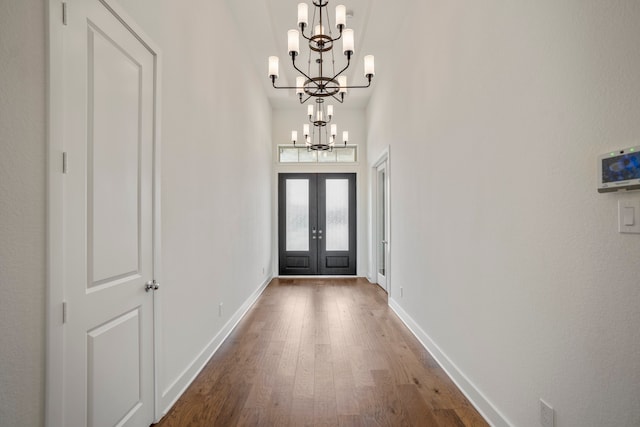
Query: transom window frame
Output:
[[277, 144, 359, 164]]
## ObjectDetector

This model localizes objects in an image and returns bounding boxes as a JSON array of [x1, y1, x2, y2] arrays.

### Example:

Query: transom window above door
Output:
[[278, 145, 358, 164]]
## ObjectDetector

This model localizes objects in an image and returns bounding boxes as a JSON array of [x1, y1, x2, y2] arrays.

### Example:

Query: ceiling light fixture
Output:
[[268, 1, 375, 104], [291, 98, 348, 151]]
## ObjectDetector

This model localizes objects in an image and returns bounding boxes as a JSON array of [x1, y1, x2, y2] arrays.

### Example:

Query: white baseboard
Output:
[[159, 275, 272, 417], [388, 297, 511, 427]]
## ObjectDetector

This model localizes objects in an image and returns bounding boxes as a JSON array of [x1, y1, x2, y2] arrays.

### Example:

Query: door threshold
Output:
[[277, 275, 360, 279]]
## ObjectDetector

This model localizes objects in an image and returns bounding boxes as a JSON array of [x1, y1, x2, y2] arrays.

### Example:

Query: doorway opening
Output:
[[373, 149, 390, 293], [278, 173, 357, 275]]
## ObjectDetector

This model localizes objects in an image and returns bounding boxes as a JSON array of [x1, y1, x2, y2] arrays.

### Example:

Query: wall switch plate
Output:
[[218, 303, 223, 317], [540, 399, 554, 427], [618, 200, 640, 233]]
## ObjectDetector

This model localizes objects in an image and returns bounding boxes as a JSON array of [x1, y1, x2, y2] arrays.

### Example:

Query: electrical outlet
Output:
[[540, 399, 554, 427], [218, 303, 223, 317]]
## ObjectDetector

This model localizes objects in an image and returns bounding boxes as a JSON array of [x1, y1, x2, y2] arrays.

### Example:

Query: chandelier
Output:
[[291, 98, 349, 151], [268, 1, 375, 104]]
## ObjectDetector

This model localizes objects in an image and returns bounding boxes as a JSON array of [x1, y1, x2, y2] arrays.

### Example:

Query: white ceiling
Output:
[[225, 0, 407, 110]]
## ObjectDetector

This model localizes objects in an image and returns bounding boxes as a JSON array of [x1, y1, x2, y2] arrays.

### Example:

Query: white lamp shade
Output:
[[327, 105, 334, 117], [364, 55, 375, 76], [331, 124, 337, 136], [303, 124, 310, 136], [314, 25, 324, 36], [335, 5, 346, 28], [317, 111, 324, 121], [342, 29, 354, 54], [268, 56, 279, 78], [296, 76, 305, 94], [291, 130, 298, 142], [338, 75, 348, 93], [307, 105, 314, 117], [342, 131, 349, 143], [297, 3, 308, 26], [288, 30, 300, 54]]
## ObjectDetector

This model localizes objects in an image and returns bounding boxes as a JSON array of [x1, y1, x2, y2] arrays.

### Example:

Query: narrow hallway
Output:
[[155, 278, 487, 426]]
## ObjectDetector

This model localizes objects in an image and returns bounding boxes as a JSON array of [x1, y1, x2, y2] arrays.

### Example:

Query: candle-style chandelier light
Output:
[[291, 98, 349, 151], [268, 1, 375, 104]]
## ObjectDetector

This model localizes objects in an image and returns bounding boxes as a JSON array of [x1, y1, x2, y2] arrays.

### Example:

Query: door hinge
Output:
[[62, 301, 67, 324], [62, 152, 68, 174], [62, 2, 68, 25]]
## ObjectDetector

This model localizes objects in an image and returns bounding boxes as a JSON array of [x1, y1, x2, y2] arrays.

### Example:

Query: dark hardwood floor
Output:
[[154, 278, 488, 427]]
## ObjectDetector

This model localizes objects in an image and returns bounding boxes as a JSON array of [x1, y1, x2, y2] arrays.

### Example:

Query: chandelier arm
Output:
[[299, 94, 313, 104], [270, 80, 303, 90], [308, 116, 331, 125], [329, 93, 345, 104], [328, 55, 351, 83], [331, 27, 344, 42], [300, 25, 312, 42], [344, 76, 374, 89], [291, 59, 321, 91]]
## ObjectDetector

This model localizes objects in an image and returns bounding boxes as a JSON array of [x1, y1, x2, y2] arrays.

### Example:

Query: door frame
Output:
[[278, 173, 357, 276], [372, 147, 391, 295], [46, 0, 163, 424]]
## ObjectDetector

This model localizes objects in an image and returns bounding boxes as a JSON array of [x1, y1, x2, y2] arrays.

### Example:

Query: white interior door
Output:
[[376, 161, 389, 290], [62, 1, 157, 425]]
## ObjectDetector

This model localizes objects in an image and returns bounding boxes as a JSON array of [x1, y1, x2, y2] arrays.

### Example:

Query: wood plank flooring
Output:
[[154, 278, 488, 427]]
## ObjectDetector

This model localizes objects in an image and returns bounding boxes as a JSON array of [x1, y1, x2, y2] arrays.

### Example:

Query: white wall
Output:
[[0, 1, 46, 426], [2, 0, 273, 424], [115, 0, 273, 414], [272, 107, 368, 277], [366, 1, 640, 426]]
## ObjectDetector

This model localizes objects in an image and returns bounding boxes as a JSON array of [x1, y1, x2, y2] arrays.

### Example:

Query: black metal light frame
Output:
[[269, 0, 374, 104]]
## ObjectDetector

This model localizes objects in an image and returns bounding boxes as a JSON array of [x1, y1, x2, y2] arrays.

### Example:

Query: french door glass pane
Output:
[[286, 179, 309, 251], [325, 179, 349, 251]]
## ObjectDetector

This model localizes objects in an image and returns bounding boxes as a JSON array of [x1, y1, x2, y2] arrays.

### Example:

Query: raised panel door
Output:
[[62, 1, 156, 425]]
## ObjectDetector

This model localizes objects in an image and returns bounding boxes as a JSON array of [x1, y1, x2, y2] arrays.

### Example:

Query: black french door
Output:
[[278, 173, 356, 275]]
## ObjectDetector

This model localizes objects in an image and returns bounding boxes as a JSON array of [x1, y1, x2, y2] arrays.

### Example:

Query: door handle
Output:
[[145, 280, 159, 292]]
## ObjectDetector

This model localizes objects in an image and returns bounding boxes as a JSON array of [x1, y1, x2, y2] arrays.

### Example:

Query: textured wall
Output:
[[366, 1, 640, 426], [0, 1, 47, 426]]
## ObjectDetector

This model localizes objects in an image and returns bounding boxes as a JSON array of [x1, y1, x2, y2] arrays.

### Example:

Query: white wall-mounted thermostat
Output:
[[598, 145, 640, 193]]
